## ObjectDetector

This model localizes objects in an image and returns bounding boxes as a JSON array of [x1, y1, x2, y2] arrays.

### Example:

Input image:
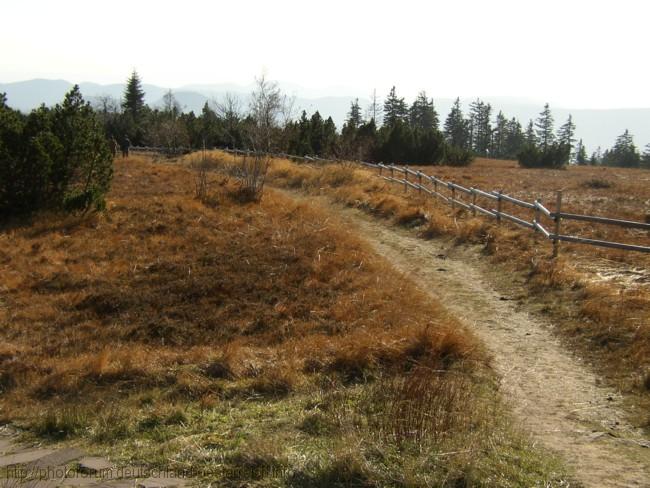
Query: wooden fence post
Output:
[[471, 188, 477, 216], [404, 167, 408, 192], [390, 165, 394, 179], [496, 191, 503, 225], [451, 185, 456, 211], [553, 190, 563, 257], [535, 199, 541, 229], [433, 178, 438, 196], [417, 171, 422, 195], [379, 164, 383, 176]]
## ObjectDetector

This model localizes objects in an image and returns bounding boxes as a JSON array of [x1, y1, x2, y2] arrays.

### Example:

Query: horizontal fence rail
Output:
[[198, 147, 650, 256], [360, 161, 650, 255]]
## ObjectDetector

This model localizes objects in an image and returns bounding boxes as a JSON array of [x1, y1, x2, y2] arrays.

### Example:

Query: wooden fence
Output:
[[361, 162, 650, 255], [147, 146, 650, 256]]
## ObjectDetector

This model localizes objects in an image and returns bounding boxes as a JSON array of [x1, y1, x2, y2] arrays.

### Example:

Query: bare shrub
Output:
[[232, 151, 271, 202]]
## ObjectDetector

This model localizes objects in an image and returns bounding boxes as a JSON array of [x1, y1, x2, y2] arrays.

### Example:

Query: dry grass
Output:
[[0, 157, 484, 409], [0, 156, 570, 485], [208, 151, 650, 402]]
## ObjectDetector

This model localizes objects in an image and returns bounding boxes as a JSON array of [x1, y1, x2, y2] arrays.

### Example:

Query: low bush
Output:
[[517, 143, 570, 169]]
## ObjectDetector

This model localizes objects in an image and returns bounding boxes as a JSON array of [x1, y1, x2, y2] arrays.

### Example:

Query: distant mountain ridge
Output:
[[1, 79, 648, 153]]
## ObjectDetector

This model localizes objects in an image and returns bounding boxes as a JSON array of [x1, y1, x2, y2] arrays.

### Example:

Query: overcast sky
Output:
[[2, 0, 649, 108]]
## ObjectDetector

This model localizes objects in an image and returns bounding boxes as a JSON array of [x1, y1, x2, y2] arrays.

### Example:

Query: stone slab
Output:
[[77, 457, 115, 475], [30, 448, 85, 469], [136, 477, 188, 487], [0, 448, 56, 467]]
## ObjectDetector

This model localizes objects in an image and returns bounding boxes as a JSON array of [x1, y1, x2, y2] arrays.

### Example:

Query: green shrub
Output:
[[517, 143, 570, 169], [0, 86, 113, 220], [444, 145, 474, 166]]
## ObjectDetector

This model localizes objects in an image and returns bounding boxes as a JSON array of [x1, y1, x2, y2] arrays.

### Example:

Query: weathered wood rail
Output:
[[364, 162, 650, 255]]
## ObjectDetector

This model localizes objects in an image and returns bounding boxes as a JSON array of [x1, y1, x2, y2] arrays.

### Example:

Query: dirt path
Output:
[[285, 191, 650, 487]]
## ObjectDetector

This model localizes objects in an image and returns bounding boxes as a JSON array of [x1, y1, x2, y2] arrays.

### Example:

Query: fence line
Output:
[[138, 146, 649, 255], [365, 162, 650, 255]]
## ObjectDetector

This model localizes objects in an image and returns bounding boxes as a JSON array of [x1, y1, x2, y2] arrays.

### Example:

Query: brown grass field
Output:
[[205, 152, 649, 414], [0, 157, 567, 486]]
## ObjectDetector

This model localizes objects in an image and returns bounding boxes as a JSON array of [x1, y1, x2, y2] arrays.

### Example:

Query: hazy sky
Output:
[[3, 0, 649, 108]]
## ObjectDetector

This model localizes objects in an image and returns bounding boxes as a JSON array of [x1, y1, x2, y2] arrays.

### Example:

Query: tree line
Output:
[[2, 71, 650, 220]]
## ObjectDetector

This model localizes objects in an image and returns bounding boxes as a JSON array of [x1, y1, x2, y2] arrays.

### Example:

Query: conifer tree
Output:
[[347, 99, 363, 129], [602, 129, 640, 167], [383, 86, 408, 128], [504, 117, 525, 158], [575, 139, 588, 165], [490, 111, 508, 158], [557, 114, 576, 158], [122, 70, 146, 120], [642, 144, 650, 169], [535, 103, 555, 149], [444, 98, 470, 149], [468, 99, 492, 156], [525, 120, 536, 146], [409, 91, 439, 131]]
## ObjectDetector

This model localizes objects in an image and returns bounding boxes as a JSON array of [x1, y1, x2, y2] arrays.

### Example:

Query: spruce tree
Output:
[[557, 115, 576, 158], [602, 129, 640, 167], [444, 98, 470, 149], [575, 139, 588, 165], [347, 99, 363, 129], [468, 99, 492, 156], [504, 117, 525, 158], [122, 70, 146, 120], [490, 111, 508, 158], [121, 70, 147, 145], [525, 120, 536, 146], [383, 86, 408, 128], [535, 103, 555, 149], [409, 91, 439, 131], [642, 144, 650, 169]]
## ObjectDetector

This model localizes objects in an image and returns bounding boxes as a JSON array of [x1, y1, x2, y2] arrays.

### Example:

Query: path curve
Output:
[[290, 192, 650, 488]]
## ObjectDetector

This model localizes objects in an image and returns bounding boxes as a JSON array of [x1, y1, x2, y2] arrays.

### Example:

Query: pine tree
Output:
[[409, 91, 439, 131], [383, 86, 408, 128], [642, 144, 650, 169], [575, 139, 588, 165], [347, 99, 363, 129], [444, 98, 470, 149], [602, 129, 640, 167], [535, 103, 555, 149], [295, 111, 313, 155], [122, 70, 146, 120], [557, 115, 576, 159], [525, 120, 536, 146], [468, 99, 492, 156], [504, 118, 525, 158], [490, 111, 508, 158], [309, 111, 325, 155], [589, 147, 602, 165], [322, 117, 338, 157]]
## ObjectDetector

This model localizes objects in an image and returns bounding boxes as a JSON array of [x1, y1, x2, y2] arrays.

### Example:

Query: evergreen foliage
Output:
[[382, 86, 408, 128], [602, 130, 640, 167], [443, 98, 470, 149], [517, 142, 570, 169], [557, 115, 576, 157], [409, 91, 439, 131], [575, 139, 588, 165], [0, 86, 112, 218], [535, 103, 555, 149]]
